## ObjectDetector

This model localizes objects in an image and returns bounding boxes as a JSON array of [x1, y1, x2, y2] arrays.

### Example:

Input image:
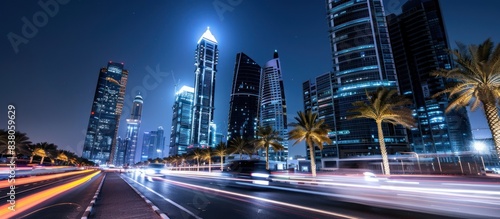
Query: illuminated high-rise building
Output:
[[82, 61, 128, 165], [316, 0, 408, 166], [387, 0, 472, 153], [191, 27, 219, 147], [259, 50, 288, 163], [227, 52, 261, 141], [169, 86, 195, 155], [141, 127, 165, 160], [118, 94, 143, 166]]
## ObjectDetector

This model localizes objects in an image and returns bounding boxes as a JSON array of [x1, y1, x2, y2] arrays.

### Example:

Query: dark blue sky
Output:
[[1, 0, 499, 157]]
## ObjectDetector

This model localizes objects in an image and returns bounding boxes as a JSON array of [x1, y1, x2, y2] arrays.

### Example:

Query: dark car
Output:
[[222, 160, 271, 185]]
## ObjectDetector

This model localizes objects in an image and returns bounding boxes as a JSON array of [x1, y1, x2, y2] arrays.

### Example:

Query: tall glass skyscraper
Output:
[[119, 94, 143, 166], [227, 52, 261, 141], [191, 27, 219, 147], [303, 72, 337, 161], [83, 61, 128, 165], [387, 0, 472, 153], [141, 127, 165, 160], [322, 0, 408, 161], [169, 86, 194, 156], [259, 50, 288, 162]]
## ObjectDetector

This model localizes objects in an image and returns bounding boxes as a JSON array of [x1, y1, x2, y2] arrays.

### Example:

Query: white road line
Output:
[[124, 176, 202, 219]]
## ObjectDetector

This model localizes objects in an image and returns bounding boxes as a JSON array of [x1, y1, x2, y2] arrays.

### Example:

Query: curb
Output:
[[81, 173, 106, 219], [120, 174, 169, 219]]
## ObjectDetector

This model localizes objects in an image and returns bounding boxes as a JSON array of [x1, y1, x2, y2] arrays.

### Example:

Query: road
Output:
[[0, 170, 102, 218], [122, 170, 485, 219]]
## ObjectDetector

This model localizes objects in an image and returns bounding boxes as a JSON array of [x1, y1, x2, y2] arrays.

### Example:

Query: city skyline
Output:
[[1, 1, 500, 158]]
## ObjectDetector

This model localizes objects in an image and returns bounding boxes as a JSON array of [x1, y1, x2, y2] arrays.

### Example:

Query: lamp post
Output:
[[474, 141, 487, 172], [399, 152, 421, 174]]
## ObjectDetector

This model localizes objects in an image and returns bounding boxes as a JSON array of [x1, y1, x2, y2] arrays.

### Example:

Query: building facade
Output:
[[227, 52, 261, 141], [259, 50, 288, 163], [82, 61, 128, 165], [119, 94, 143, 166], [191, 27, 219, 148], [169, 86, 194, 156], [317, 0, 408, 167], [141, 127, 165, 160], [387, 0, 472, 153]]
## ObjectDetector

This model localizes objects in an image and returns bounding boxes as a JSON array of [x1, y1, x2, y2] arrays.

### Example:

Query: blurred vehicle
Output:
[[143, 163, 166, 176], [222, 160, 271, 186]]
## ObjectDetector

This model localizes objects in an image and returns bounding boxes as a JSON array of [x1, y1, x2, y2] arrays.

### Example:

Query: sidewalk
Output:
[[89, 172, 162, 219]]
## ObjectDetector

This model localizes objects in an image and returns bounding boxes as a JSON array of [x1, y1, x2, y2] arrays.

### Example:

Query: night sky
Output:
[[1, 0, 499, 157]]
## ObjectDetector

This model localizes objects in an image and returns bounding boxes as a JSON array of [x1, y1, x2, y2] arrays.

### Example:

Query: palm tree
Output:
[[200, 148, 212, 172], [253, 126, 284, 170], [0, 130, 32, 157], [191, 148, 203, 171], [229, 137, 249, 160], [288, 111, 332, 177], [213, 142, 228, 171], [56, 151, 69, 165], [29, 147, 46, 164], [432, 39, 500, 157], [348, 88, 415, 175]]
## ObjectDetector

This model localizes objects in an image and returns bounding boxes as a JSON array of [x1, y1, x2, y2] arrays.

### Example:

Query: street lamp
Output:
[[474, 141, 487, 171], [399, 152, 421, 174]]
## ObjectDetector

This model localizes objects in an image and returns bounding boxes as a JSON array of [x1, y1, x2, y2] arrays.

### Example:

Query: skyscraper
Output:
[[82, 61, 128, 165], [120, 94, 143, 166], [259, 50, 288, 162], [169, 86, 194, 156], [227, 52, 261, 141], [321, 0, 407, 162], [387, 0, 472, 153], [191, 27, 219, 148], [141, 127, 165, 160], [303, 72, 337, 160]]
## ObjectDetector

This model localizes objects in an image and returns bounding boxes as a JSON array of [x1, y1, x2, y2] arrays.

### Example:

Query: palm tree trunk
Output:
[[265, 146, 269, 170], [483, 102, 500, 158], [307, 140, 317, 177], [197, 159, 200, 171], [208, 158, 211, 172], [40, 156, 45, 165], [377, 121, 390, 175], [29, 155, 33, 163], [220, 155, 223, 171], [239, 152, 242, 160]]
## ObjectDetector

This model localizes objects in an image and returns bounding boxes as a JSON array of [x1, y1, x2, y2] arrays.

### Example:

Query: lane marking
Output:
[[124, 176, 200, 219]]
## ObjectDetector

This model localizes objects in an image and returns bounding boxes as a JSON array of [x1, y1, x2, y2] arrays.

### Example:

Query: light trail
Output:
[[145, 176, 359, 219], [0, 169, 94, 189], [124, 176, 202, 219], [0, 171, 101, 218]]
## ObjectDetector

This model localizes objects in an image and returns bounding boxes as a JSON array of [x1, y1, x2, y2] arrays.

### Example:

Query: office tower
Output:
[[120, 94, 143, 166], [140, 127, 165, 160], [140, 131, 151, 161], [387, 0, 472, 153], [191, 27, 219, 147], [82, 61, 128, 165], [259, 50, 288, 162], [322, 0, 408, 163], [303, 72, 337, 159], [113, 136, 125, 165], [169, 86, 195, 156], [209, 122, 217, 147], [227, 52, 261, 141]]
